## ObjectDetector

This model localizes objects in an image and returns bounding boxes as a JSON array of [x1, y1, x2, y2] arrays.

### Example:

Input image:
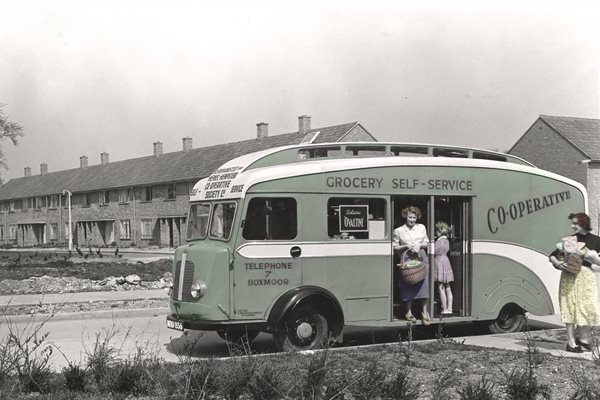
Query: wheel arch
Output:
[[266, 285, 345, 337]]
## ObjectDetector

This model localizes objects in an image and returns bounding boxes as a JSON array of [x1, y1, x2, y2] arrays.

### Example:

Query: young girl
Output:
[[434, 221, 454, 315]]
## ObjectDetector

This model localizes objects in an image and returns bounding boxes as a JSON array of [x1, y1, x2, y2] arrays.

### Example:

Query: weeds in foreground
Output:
[[501, 333, 550, 400], [458, 375, 497, 400], [431, 362, 456, 399], [569, 366, 600, 400], [352, 356, 387, 399], [381, 367, 422, 400], [62, 362, 86, 392]]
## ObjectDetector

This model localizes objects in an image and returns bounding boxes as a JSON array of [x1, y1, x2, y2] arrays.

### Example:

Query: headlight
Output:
[[190, 279, 207, 299]]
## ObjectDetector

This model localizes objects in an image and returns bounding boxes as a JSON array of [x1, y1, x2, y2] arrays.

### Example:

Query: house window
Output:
[[141, 186, 153, 202], [119, 189, 131, 204], [49, 196, 58, 209], [120, 220, 131, 240], [9, 225, 16, 240], [81, 193, 91, 207], [0, 225, 4, 240], [49, 223, 58, 240], [9, 201, 14, 212], [22, 199, 29, 211], [64, 223, 70, 240], [99, 191, 110, 206], [141, 219, 153, 239], [166, 184, 176, 200]]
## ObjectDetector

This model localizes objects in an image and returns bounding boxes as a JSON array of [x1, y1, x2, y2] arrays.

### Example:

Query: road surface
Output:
[[0, 308, 562, 369]]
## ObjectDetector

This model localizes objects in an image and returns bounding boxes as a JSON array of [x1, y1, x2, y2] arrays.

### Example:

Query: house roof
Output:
[[538, 115, 600, 160], [0, 121, 372, 201]]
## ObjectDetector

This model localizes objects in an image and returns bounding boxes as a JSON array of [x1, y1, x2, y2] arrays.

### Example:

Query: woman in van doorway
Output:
[[550, 212, 600, 353], [393, 206, 431, 325]]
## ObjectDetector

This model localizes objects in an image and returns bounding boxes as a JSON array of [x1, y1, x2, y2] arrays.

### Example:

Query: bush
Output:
[[62, 363, 86, 392], [217, 356, 257, 400], [381, 368, 422, 400], [352, 357, 387, 400], [248, 363, 284, 400], [458, 376, 497, 400], [569, 367, 600, 400], [501, 333, 550, 400]]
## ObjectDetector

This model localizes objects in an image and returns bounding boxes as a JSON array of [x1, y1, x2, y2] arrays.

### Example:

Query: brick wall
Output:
[[339, 125, 376, 142], [510, 119, 588, 185], [588, 162, 600, 235], [0, 181, 196, 248]]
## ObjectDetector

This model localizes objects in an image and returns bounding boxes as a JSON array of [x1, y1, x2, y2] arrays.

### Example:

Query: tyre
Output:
[[216, 329, 260, 345], [488, 305, 526, 334], [275, 306, 329, 352]]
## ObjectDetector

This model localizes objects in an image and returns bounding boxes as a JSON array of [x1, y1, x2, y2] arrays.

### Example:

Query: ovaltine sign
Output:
[[487, 190, 571, 234], [339, 205, 369, 232]]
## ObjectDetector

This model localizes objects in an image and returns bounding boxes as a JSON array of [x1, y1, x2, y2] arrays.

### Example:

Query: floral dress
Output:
[[552, 233, 600, 325]]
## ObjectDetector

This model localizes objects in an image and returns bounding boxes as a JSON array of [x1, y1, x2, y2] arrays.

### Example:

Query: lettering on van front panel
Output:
[[202, 166, 244, 199], [325, 176, 473, 192], [245, 262, 293, 286], [487, 190, 571, 234]]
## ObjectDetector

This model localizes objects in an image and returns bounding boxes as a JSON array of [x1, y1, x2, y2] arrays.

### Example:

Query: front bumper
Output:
[[166, 314, 269, 332]]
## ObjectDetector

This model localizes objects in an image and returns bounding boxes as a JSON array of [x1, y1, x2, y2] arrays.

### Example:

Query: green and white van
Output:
[[166, 143, 586, 351]]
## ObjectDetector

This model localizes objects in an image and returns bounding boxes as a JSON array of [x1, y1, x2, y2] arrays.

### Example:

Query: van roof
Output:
[[190, 142, 586, 203]]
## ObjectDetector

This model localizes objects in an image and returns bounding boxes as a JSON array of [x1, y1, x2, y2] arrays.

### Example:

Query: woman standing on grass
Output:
[[549, 212, 600, 353]]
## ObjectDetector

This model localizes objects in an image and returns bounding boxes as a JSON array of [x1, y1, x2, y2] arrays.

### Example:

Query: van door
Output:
[[233, 196, 302, 320]]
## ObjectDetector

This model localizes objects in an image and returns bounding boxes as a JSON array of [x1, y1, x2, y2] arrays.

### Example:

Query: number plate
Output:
[[167, 319, 184, 331]]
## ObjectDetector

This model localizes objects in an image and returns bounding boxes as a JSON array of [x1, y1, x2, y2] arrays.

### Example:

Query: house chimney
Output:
[[24, 167, 31, 177], [298, 115, 311, 134], [256, 122, 268, 139], [182, 137, 193, 152], [80, 156, 88, 168], [153, 142, 163, 157], [100, 152, 109, 165], [40, 163, 48, 175]]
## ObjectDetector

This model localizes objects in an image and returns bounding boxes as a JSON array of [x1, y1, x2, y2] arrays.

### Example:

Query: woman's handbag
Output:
[[398, 250, 426, 285]]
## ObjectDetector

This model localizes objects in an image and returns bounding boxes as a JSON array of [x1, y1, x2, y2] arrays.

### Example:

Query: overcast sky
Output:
[[0, 0, 598, 182]]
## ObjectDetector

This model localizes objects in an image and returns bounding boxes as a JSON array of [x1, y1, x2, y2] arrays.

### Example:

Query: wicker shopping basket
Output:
[[398, 251, 426, 285]]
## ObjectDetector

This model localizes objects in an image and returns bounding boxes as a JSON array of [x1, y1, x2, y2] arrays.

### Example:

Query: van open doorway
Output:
[[392, 196, 471, 321]]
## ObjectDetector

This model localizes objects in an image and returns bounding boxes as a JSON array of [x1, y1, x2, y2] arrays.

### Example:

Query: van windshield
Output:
[[209, 202, 237, 240], [187, 203, 211, 240]]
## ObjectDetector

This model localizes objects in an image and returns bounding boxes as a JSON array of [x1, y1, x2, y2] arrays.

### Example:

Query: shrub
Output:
[[248, 363, 284, 400], [381, 368, 422, 400], [62, 362, 86, 392], [216, 356, 257, 400], [458, 376, 497, 400], [501, 332, 550, 400], [569, 367, 600, 400], [352, 357, 387, 400], [431, 364, 456, 399], [301, 350, 329, 398]]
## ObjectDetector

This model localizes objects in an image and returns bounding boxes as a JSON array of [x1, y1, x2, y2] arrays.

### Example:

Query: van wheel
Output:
[[217, 329, 259, 345], [488, 305, 526, 334], [275, 306, 329, 352]]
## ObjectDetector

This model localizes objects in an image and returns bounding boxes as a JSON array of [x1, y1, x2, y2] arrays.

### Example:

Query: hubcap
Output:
[[296, 321, 313, 339]]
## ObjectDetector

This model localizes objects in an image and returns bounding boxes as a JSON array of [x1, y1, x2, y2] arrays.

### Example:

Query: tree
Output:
[[0, 105, 25, 183]]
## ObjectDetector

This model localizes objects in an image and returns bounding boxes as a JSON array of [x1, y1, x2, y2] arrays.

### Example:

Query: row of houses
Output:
[[0, 113, 596, 248], [0, 115, 376, 248]]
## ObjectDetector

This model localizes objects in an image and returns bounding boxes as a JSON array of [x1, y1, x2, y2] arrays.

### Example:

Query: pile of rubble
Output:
[[0, 272, 172, 295]]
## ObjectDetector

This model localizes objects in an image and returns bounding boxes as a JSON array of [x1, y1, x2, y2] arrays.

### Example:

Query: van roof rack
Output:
[[245, 142, 534, 170]]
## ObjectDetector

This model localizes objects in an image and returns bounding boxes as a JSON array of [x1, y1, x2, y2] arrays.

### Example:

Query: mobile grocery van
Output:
[[166, 142, 587, 351]]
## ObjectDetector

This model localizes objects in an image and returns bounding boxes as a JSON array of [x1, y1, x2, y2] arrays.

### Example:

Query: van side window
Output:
[[243, 198, 297, 240], [327, 198, 386, 240]]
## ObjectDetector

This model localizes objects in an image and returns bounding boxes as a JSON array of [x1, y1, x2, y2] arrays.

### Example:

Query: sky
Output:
[[0, 0, 598, 182]]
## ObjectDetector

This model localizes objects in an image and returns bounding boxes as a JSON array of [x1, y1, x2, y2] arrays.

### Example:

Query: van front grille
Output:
[[172, 260, 195, 301]]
